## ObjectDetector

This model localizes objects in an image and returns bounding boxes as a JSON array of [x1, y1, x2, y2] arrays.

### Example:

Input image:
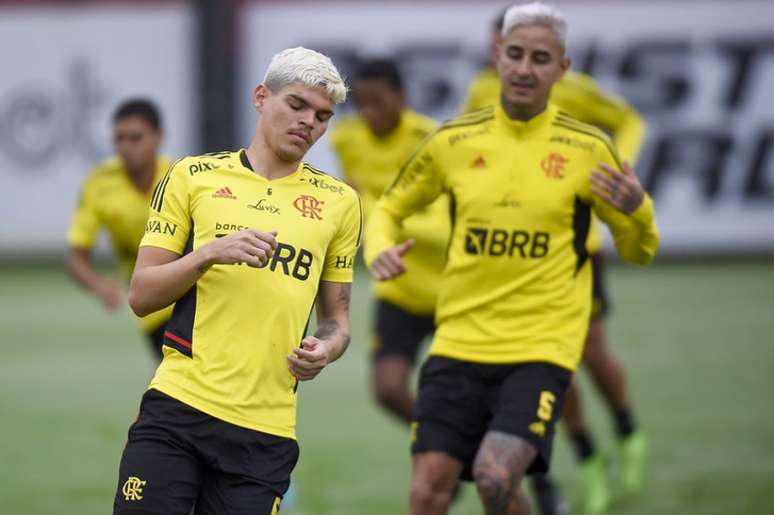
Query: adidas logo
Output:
[[471, 155, 487, 168], [212, 186, 237, 200]]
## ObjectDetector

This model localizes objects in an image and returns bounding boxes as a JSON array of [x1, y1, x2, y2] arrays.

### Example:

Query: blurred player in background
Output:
[[330, 59, 444, 422], [461, 9, 648, 514], [66, 99, 173, 360], [367, 3, 658, 514], [112, 47, 361, 515]]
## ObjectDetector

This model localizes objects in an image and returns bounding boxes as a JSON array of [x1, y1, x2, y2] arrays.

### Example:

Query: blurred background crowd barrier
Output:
[[1, 0, 772, 258]]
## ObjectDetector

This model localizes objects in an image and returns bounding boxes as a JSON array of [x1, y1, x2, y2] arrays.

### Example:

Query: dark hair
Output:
[[353, 58, 403, 92], [113, 98, 162, 129]]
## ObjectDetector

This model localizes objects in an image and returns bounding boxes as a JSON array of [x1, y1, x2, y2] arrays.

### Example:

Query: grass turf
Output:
[[0, 260, 772, 514]]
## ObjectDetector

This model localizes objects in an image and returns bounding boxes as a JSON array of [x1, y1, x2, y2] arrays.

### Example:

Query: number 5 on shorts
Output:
[[537, 390, 556, 422]]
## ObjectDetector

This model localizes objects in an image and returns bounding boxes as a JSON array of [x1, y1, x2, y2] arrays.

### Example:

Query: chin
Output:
[[276, 145, 306, 162]]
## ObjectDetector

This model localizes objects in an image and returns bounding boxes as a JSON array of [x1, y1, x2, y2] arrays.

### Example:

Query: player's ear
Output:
[[560, 55, 571, 74], [254, 84, 271, 112]]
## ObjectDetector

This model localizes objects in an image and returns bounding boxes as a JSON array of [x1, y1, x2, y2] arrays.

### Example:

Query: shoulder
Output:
[[164, 150, 237, 180], [403, 110, 438, 138], [83, 156, 122, 182], [469, 67, 499, 90], [438, 106, 495, 132], [419, 107, 495, 150], [558, 70, 602, 93], [550, 111, 621, 165], [301, 162, 360, 203]]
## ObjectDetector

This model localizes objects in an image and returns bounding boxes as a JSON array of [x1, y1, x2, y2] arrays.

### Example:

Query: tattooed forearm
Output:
[[314, 319, 341, 340], [336, 283, 351, 307]]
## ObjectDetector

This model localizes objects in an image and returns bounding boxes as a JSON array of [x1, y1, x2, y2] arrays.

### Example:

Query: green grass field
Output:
[[1, 261, 773, 514]]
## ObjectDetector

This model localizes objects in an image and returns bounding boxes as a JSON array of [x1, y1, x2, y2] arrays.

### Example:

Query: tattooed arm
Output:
[[287, 281, 352, 381]]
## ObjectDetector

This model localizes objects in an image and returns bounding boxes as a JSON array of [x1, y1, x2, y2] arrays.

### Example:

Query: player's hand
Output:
[[201, 229, 278, 268], [287, 336, 331, 381], [94, 277, 122, 311], [370, 239, 415, 281], [591, 161, 645, 215]]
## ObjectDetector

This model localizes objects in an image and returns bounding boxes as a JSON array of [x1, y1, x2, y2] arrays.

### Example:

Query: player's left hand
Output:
[[287, 336, 331, 381], [591, 161, 645, 215]]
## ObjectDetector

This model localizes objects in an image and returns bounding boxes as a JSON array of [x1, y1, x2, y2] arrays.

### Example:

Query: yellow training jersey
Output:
[[366, 104, 658, 372], [141, 150, 362, 439], [67, 156, 174, 332], [330, 109, 448, 315], [460, 68, 646, 253]]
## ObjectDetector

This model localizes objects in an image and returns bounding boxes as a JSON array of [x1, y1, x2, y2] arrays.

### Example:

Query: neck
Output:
[[371, 112, 403, 139], [245, 131, 300, 179], [501, 97, 548, 122], [126, 159, 156, 192]]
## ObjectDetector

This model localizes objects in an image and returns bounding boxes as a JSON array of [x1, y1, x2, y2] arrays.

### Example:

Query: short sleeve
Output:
[[321, 193, 364, 283], [67, 177, 101, 248], [140, 159, 191, 254]]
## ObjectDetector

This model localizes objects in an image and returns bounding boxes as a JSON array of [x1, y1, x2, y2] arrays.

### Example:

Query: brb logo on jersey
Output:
[[465, 227, 550, 258], [293, 194, 324, 220], [541, 153, 569, 179]]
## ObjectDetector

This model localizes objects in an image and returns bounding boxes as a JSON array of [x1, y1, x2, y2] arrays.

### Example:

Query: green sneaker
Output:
[[579, 454, 612, 515], [619, 431, 647, 496]]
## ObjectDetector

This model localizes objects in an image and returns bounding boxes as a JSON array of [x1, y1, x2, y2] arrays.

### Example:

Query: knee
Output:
[[473, 465, 508, 502], [372, 370, 407, 407], [410, 476, 453, 510], [473, 465, 527, 513]]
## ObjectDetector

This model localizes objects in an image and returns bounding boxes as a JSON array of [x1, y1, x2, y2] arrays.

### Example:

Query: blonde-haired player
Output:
[[461, 8, 648, 514], [113, 47, 361, 515], [368, 3, 658, 514]]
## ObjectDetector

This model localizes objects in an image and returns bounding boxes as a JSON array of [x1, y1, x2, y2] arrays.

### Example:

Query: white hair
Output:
[[263, 47, 347, 104], [501, 2, 568, 50]]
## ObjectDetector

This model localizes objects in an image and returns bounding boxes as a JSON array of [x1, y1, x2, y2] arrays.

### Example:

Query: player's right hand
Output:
[[202, 229, 278, 268], [370, 239, 414, 281]]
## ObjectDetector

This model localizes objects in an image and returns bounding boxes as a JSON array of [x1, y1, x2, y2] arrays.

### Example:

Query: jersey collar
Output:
[[494, 100, 557, 137], [237, 149, 304, 183]]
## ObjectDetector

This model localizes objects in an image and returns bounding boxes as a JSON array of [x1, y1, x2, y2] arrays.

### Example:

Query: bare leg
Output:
[[372, 356, 415, 424], [561, 377, 584, 434], [583, 317, 630, 415], [473, 431, 536, 515], [410, 452, 463, 515]]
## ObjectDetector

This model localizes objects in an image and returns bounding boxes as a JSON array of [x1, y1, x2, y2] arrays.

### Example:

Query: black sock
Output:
[[571, 431, 596, 462], [614, 409, 636, 437]]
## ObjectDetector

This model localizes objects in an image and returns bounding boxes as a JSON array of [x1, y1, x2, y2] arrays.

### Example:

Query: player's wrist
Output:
[[192, 245, 216, 273]]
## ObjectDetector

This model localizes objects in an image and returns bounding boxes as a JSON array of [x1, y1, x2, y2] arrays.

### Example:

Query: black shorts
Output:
[[411, 357, 571, 480], [373, 299, 435, 364], [591, 253, 610, 318], [145, 325, 165, 361], [114, 389, 298, 515]]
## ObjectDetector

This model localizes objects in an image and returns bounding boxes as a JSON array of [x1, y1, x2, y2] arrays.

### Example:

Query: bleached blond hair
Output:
[[263, 47, 347, 104], [501, 2, 568, 50]]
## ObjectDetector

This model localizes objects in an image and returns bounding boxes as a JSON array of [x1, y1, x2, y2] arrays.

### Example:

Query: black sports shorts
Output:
[[113, 389, 298, 515], [372, 299, 434, 365], [411, 356, 571, 480]]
